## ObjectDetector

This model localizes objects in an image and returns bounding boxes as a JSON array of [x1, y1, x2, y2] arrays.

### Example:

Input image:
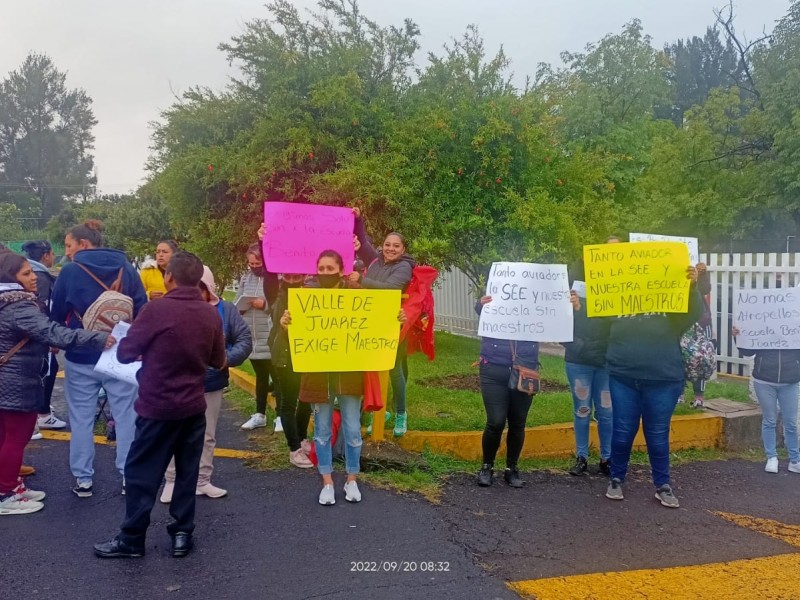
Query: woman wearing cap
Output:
[[21, 240, 67, 435], [160, 266, 253, 502]]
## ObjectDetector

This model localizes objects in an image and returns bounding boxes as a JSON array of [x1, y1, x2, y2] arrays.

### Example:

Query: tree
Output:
[[661, 27, 742, 124], [0, 53, 97, 221]]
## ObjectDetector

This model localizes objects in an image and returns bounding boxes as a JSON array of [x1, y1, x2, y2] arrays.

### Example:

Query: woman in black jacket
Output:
[[22, 239, 66, 431], [732, 327, 800, 475], [0, 253, 111, 515]]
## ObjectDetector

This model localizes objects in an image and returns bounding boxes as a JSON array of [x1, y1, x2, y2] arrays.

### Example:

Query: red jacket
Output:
[[118, 286, 226, 420]]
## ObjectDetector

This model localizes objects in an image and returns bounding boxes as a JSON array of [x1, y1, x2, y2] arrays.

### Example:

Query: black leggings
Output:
[[250, 359, 277, 415], [276, 366, 311, 452], [479, 362, 533, 468]]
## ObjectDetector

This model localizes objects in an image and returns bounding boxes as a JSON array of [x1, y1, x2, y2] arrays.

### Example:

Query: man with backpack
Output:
[[50, 220, 147, 498]]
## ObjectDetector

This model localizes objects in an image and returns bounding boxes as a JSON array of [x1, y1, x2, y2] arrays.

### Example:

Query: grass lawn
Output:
[[232, 331, 750, 432]]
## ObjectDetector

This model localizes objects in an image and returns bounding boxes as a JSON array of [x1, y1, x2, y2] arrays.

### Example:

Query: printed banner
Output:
[[630, 232, 700, 265], [263, 202, 354, 274], [584, 242, 691, 317], [478, 262, 573, 342], [288, 288, 402, 372], [734, 288, 800, 350]]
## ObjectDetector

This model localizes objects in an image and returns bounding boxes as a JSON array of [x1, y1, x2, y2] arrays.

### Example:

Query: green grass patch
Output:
[[231, 331, 751, 432]]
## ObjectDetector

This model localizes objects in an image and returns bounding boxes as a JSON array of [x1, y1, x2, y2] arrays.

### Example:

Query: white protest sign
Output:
[[478, 262, 573, 342], [571, 280, 587, 298], [734, 288, 800, 350], [94, 322, 141, 386], [630, 232, 700, 265]]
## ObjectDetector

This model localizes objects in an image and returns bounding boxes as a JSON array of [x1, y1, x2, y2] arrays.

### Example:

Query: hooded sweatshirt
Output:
[[50, 248, 148, 365], [26, 259, 56, 313], [354, 216, 416, 290]]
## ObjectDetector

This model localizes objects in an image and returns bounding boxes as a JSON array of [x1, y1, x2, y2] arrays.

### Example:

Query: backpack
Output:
[[681, 323, 716, 381], [75, 264, 134, 333]]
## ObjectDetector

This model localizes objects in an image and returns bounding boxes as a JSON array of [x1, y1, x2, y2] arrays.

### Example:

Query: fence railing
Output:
[[432, 254, 800, 376]]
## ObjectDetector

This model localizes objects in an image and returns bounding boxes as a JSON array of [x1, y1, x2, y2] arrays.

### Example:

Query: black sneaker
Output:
[[569, 456, 588, 476], [598, 460, 611, 477], [73, 480, 93, 498], [477, 464, 493, 487], [503, 467, 524, 488]]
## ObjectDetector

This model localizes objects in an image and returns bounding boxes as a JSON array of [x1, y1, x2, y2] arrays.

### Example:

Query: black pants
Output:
[[119, 413, 205, 547], [37, 355, 59, 414], [276, 366, 311, 452], [480, 362, 533, 468], [250, 359, 278, 415]]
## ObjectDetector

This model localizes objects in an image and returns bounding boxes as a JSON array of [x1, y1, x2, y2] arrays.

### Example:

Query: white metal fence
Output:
[[433, 254, 800, 376]]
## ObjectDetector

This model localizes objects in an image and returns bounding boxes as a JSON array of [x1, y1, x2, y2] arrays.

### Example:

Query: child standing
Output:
[[94, 252, 226, 558]]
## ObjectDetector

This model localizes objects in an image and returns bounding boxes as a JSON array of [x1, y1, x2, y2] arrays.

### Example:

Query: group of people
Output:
[[0, 207, 416, 556], [474, 236, 708, 509]]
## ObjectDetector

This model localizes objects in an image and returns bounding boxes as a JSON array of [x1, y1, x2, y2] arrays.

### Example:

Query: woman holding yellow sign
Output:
[[280, 250, 406, 506], [603, 264, 703, 509]]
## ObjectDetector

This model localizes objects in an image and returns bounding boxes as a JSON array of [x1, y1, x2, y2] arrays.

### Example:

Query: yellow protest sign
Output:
[[584, 242, 691, 317], [288, 288, 402, 372]]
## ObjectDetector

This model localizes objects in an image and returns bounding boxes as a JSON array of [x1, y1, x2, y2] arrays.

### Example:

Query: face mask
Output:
[[250, 266, 265, 277], [317, 274, 341, 288]]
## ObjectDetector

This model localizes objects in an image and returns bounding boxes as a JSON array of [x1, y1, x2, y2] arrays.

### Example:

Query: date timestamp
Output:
[[350, 561, 451, 573]]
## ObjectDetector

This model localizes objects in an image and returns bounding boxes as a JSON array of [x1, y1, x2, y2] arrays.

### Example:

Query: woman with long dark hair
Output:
[[0, 253, 112, 515]]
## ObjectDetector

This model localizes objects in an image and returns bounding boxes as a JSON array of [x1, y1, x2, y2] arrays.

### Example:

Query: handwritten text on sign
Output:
[[734, 289, 800, 350], [584, 242, 691, 317], [288, 288, 401, 372], [263, 202, 354, 275], [479, 262, 573, 342], [630, 232, 700, 265]]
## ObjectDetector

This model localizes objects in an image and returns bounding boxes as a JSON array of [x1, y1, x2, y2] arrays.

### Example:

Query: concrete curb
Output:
[[228, 368, 760, 461]]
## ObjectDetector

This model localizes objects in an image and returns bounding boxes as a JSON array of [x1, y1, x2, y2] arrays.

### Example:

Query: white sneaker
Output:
[[344, 480, 362, 503], [300, 439, 313, 455], [289, 449, 313, 468], [37, 413, 66, 429], [13, 480, 46, 502], [319, 484, 335, 505], [30, 425, 43, 441], [241, 413, 267, 430], [274, 417, 284, 433], [160, 482, 174, 504], [0, 495, 44, 515], [789, 461, 800, 474], [196, 483, 228, 498], [765, 457, 779, 473]]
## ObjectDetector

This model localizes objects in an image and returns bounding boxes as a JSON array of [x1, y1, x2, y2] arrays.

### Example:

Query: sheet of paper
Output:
[[630, 232, 700, 265], [235, 295, 259, 311], [93, 322, 141, 386], [478, 262, 573, 342], [734, 288, 800, 350]]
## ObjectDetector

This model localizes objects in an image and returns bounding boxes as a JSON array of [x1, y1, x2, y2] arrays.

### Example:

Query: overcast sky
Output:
[[0, 1, 790, 194]]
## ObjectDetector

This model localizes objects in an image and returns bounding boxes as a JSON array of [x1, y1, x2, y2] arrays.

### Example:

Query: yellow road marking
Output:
[[508, 553, 800, 599], [714, 511, 800, 549], [39, 430, 259, 459], [510, 512, 800, 599]]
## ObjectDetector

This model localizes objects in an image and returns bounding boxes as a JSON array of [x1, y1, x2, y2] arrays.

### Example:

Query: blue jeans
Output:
[[609, 375, 683, 487], [390, 341, 407, 414], [565, 362, 612, 461], [753, 381, 800, 463], [64, 359, 138, 483], [313, 396, 362, 475]]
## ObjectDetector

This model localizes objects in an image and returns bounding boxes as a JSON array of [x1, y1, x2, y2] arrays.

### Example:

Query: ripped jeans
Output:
[[565, 362, 612, 461], [313, 396, 362, 476]]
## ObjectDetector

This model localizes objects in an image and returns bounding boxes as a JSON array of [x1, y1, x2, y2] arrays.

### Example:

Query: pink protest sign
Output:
[[263, 202, 355, 274]]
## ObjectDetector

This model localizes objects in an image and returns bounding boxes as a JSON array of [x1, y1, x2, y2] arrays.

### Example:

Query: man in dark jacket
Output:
[[50, 222, 148, 498], [94, 252, 226, 559], [160, 265, 252, 502]]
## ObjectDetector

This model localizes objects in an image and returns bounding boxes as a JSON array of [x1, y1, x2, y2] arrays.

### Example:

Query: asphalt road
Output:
[[5, 383, 800, 599]]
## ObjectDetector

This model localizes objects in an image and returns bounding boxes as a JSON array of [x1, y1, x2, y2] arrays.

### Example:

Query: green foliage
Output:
[[0, 53, 97, 220]]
